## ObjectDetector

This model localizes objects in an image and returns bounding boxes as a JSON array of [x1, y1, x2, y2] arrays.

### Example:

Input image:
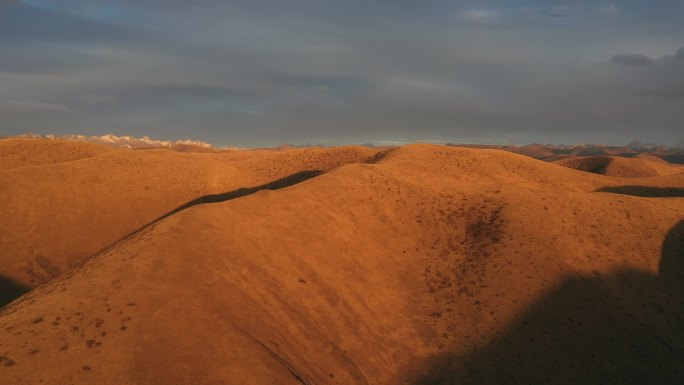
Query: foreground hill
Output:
[[1, 144, 683, 384], [0, 139, 380, 289]]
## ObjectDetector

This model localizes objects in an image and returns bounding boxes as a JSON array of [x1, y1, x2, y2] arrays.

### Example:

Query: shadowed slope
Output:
[[554, 155, 682, 177], [663, 154, 684, 164], [556, 156, 613, 174], [412, 221, 684, 385], [661, 221, 684, 287], [597, 186, 684, 197], [0, 277, 30, 308]]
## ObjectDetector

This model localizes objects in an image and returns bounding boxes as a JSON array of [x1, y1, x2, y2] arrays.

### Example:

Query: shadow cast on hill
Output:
[[662, 155, 684, 165], [1, 170, 324, 310], [411, 221, 684, 385], [597, 186, 684, 197], [153, 169, 323, 223], [0, 277, 30, 309], [99, 169, 323, 252]]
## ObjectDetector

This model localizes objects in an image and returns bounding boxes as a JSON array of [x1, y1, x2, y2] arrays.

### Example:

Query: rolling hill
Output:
[[0, 139, 380, 289], [1, 141, 683, 384]]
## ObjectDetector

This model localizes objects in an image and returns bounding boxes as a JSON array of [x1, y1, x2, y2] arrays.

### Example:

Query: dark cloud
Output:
[[610, 53, 654, 66], [0, 4, 147, 45], [606, 47, 684, 101], [676, 47, 684, 60]]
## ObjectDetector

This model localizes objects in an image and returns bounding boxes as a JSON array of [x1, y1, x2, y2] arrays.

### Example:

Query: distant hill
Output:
[[553, 155, 682, 177], [448, 142, 684, 164]]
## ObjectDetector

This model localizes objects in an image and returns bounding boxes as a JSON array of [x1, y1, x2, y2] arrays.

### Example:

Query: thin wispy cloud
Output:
[[459, 9, 501, 22], [0, 100, 73, 114], [597, 4, 620, 17], [79, 93, 119, 105]]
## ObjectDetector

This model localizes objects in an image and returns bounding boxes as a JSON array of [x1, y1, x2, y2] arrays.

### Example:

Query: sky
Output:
[[0, 0, 682, 147]]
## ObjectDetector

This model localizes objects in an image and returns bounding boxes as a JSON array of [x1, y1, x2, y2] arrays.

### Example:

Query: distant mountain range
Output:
[[3, 133, 248, 151], [3, 133, 684, 158], [447, 141, 684, 164]]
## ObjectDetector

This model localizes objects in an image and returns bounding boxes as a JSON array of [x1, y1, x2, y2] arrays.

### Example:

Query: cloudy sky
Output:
[[0, 0, 682, 146]]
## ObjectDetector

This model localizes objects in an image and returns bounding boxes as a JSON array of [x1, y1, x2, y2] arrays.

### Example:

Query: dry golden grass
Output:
[[1, 140, 683, 384]]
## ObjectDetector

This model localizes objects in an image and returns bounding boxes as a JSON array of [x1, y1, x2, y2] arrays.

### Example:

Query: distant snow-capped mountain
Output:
[[12, 133, 246, 151], [626, 140, 660, 150], [45, 134, 214, 149]]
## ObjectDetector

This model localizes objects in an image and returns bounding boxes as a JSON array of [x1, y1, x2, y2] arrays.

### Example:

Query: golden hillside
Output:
[[1, 141, 683, 384]]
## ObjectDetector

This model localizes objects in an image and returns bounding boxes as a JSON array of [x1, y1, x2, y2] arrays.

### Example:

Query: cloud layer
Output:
[[0, 0, 683, 146]]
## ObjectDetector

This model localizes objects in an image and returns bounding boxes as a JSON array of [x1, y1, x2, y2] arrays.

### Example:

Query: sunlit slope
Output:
[[0, 138, 114, 171], [0, 144, 379, 287], [1, 145, 682, 384]]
